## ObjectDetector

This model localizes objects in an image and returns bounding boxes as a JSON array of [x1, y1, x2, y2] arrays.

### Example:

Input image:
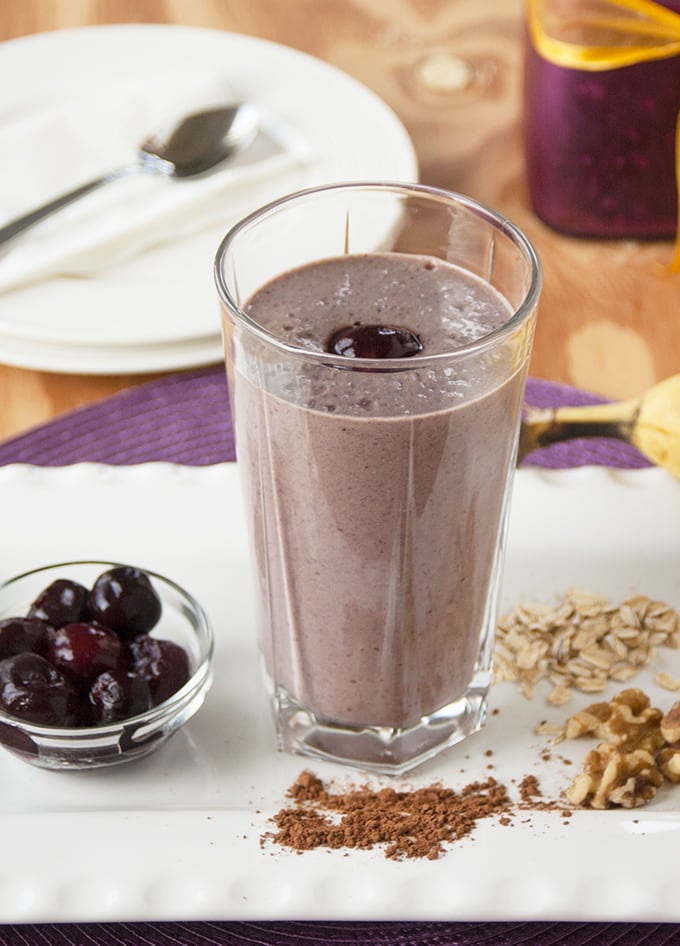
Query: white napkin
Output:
[[0, 70, 312, 293]]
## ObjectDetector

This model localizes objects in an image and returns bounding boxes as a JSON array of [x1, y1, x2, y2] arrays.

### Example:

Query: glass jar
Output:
[[524, 0, 680, 239]]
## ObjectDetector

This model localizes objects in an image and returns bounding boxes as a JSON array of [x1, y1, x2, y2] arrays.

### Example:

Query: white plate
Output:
[[0, 462, 679, 923], [0, 25, 417, 375]]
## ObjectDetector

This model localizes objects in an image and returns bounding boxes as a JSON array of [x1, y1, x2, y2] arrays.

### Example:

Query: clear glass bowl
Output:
[[0, 561, 214, 770]]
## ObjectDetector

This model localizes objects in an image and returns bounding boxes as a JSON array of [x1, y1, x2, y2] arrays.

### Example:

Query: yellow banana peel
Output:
[[632, 374, 680, 477], [520, 373, 680, 480]]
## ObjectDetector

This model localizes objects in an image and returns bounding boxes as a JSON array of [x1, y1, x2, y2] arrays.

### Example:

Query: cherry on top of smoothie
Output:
[[327, 323, 424, 359], [243, 252, 512, 357]]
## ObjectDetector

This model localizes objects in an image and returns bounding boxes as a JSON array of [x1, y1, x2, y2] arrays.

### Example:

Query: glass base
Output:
[[271, 675, 491, 777]]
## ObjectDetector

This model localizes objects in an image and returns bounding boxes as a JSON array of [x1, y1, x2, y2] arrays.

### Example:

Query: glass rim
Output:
[[213, 180, 542, 368]]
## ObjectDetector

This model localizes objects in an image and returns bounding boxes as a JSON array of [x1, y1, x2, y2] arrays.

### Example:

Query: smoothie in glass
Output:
[[215, 183, 540, 774]]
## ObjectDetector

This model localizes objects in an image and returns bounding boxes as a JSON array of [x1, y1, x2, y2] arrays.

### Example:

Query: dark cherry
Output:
[[0, 653, 80, 726], [27, 579, 89, 628], [47, 621, 124, 684], [326, 324, 423, 359], [127, 635, 190, 705], [88, 670, 153, 724], [0, 617, 50, 660], [89, 567, 162, 639], [0, 566, 194, 733]]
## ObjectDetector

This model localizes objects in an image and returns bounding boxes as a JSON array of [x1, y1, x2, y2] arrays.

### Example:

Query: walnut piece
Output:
[[564, 688, 664, 752], [562, 693, 680, 808], [566, 744, 663, 809], [661, 701, 680, 744], [504, 589, 680, 810], [656, 748, 680, 783]]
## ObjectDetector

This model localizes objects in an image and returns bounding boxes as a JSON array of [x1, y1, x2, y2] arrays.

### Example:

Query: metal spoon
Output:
[[0, 102, 259, 247], [519, 373, 680, 478]]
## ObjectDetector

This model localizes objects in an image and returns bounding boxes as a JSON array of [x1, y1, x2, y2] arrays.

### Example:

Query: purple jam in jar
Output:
[[524, 0, 680, 240]]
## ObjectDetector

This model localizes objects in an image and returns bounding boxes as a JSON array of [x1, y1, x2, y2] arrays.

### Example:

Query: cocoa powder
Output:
[[264, 770, 513, 860], [518, 774, 542, 803]]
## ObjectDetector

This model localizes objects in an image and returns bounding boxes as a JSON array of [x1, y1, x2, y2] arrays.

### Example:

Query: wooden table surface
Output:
[[1, 0, 678, 443]]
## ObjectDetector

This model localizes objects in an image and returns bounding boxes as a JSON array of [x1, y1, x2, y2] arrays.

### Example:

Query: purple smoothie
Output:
[[233, 252, 525, 729]]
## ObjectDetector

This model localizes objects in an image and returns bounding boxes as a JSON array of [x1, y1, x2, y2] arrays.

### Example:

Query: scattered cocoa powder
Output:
[[264, 770, 516, 860], [516, 772, 572, 817], [519, 774, 542, 803]]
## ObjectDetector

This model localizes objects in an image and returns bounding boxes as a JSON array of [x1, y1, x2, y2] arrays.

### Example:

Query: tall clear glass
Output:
[[215, 182, 541, 775]]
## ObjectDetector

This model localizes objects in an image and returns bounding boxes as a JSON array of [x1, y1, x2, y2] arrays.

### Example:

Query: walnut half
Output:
[[564, 688, 664, 753], [561, 691, 680, 808], [566, 743, 663, 809]]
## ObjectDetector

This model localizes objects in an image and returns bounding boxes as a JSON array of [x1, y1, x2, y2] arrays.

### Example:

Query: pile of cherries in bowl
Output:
[[0, 562, 213, 769]]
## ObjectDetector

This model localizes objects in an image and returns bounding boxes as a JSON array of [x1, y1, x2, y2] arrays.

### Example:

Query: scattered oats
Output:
[[580, 645, 616, 671], [495, 589, 680, 703], [619, 604, 641, 629], [535, 720, 565, 737], [656, 672, 680, 692], [548, 685, 573, 707], [609, 665, 640, 683], [574, 676, 608, 694]]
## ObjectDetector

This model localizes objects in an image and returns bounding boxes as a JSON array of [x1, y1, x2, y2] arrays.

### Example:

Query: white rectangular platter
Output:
[[0, 462, 679, 924]]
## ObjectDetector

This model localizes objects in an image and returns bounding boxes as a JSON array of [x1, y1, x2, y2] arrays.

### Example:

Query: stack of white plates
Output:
[[0, 24, 417, 375]]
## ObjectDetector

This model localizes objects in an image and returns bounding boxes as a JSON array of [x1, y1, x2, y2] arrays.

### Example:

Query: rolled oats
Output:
[[495, 589, 680, 703], [656, 672, 680, 692]]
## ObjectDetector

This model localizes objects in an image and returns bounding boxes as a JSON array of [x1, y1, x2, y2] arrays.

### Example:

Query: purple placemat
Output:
[[0, 921, 677, 946], [0, 366, 651, 470], [0, 369, 658, 946]]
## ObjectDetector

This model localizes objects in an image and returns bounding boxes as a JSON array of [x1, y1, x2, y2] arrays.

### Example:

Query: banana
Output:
[[632, 374, 680, 479], [520, 373, 680, 480]]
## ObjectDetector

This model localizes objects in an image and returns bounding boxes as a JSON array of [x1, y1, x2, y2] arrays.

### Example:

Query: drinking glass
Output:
[[215, 182, 541, 775]]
